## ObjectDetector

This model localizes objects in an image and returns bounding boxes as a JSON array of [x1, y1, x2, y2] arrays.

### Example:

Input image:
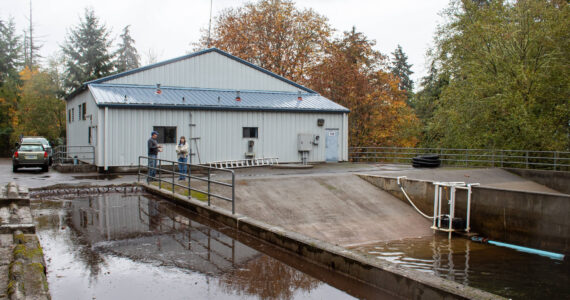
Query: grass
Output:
[[149, 181, 209, 202]]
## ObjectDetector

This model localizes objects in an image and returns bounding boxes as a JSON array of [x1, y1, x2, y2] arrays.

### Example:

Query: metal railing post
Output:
[[158, 159, 162, 189], [187, 161, 191, 199], [232, 171, 235, 214], [207, 168, 211, 207], [172, 161, 175, 194], [137, 156, 141, 182], [526, 151, 529, 169], [553, 152, 557, 171]]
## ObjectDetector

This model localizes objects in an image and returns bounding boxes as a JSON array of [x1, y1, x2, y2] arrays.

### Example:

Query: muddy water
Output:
[[33, 193, 392, 300], [353, 236, 570, 299]]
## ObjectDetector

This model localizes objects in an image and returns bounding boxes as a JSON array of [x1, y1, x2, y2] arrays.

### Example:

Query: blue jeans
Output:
[[148, 154, 157, 181], [178, 157, 188, 180]]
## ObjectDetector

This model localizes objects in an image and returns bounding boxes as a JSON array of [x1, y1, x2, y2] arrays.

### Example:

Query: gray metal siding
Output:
[[66, 91, 98, 149], [105, 52, 301, 92], [100, 108, 348, 167]]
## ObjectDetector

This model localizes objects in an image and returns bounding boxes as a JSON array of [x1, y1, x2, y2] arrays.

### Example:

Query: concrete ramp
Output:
[[234, 174, 432, 247]]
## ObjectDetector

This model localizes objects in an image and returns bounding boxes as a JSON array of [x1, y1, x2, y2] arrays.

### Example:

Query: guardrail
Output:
[[349, 147, 570, 171], [53, 145, 95, 165], [138, 156, 236, 214]]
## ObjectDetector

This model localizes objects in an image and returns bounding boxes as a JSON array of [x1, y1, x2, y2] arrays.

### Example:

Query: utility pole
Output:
[[207, 0, 213, 48]]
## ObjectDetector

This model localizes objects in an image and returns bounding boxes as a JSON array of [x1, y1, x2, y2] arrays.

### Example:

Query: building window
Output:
[[153, 126, 177, 144], [88, 127, 92, 144], [78, 105, 81, 120], [243, 127, 258, 138], [68, 109, 71, 123], [82, 103, 86, 120], [71, 108, 74, 122]]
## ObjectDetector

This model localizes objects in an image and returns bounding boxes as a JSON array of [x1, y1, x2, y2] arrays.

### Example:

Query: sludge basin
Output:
[[31, 191, 392, 300], [352, 236, 569, 299]]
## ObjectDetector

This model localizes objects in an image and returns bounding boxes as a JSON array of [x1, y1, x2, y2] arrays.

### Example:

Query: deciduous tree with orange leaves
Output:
[[199, 0, 331, 83], [309, 28, 420, 148]]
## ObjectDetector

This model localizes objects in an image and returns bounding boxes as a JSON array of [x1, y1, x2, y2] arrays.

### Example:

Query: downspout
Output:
[[104, 106, 108, 171]]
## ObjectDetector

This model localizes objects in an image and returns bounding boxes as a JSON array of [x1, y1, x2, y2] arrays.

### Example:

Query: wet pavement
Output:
[[0, 158, 138, 189], [32, 192, 395, 300], [352, 235, 570, 299]]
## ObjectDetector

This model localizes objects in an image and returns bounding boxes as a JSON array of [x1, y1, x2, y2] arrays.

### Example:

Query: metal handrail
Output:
[[349, 147, 570, 171], [53, 145, 95, 165], [138, 156, 236, 214]]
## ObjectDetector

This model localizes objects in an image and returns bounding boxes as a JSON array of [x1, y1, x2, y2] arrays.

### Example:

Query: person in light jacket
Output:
[[176, 136, 189, 180]]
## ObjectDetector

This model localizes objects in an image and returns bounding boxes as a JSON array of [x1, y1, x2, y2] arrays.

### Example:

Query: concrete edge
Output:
[[141, 182, 504, 300], [356, 173, 570, 198]]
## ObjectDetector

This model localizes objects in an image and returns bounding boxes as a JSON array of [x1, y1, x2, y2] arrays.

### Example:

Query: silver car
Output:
[[21, 136, 53, 165], [12, 143, 49, 172]]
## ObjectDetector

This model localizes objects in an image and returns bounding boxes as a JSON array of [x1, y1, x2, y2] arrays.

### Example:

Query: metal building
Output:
[[65, 48, 349, 170]]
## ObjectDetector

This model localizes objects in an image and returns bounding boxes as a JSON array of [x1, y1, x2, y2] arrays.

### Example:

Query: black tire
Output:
[[412, 159, 441, 168], [42, 165, 49, 172], [414, 154, 439, 159], [412, 156, 439, 162], [412, 157, 441, 165], [12, 165, 18, 172]]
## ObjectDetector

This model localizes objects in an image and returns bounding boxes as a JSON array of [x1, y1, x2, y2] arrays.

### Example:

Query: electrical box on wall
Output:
[[298, 134, 313, 151], [317, 119, 325, 126]]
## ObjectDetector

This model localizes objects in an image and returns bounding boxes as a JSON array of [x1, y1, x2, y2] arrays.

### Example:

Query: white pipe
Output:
[[438, 186, 443, 228], [396, 176, 433, 219], [466, 183, 480, 232], [433, 184, 439, 228]]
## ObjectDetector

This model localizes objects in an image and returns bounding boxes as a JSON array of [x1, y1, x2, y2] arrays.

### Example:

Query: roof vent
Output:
[[236, 91, 241, 102], [298, 91, 302, 101], [156, 84, 162, 95], [124, 95, 128, 102]]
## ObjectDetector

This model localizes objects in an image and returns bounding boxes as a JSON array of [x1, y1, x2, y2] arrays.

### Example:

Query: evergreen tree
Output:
[[0, 18, 22, 82], [114, 25, 140, 73], [390, 44, 414, 93], [61, 8, 114, 94], [0, 18, 22, 156]]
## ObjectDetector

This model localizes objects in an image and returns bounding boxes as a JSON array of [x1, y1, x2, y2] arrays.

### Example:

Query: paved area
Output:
[[231, 173, 433, 247]]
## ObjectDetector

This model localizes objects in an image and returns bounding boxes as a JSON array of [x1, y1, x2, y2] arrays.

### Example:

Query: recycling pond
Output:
[[31, 191, 393, 300]]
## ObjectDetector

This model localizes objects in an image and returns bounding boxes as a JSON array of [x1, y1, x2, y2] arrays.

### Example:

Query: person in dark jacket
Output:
[[147, 131, 162, 181]]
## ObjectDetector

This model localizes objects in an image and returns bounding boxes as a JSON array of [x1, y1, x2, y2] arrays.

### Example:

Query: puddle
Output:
[[72, 174, 123, 180], [33, 193, 391, 300], [352, 236, 570, 299]]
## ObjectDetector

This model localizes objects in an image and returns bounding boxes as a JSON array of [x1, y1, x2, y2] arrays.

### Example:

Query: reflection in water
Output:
[[353, 236, 570, 299], [34, 193, 354, 300], [219, 255, 319, 300]]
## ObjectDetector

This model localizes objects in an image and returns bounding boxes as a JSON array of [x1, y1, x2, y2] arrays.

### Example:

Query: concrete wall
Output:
[[358, 175, 570, 254], [503, 168, 570, 194], [143, 184, 503, 300]]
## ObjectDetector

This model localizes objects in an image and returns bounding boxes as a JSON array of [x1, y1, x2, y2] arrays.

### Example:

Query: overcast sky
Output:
[[2, 0, 450, 87]]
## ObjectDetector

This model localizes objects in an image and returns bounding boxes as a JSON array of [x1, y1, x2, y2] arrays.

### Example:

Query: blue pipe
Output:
[[487, 240, 564, 260]]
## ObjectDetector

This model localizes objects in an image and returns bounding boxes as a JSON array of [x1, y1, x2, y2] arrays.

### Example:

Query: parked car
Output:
[[12, 143, 49, 172], [21, 136, 53, 165]]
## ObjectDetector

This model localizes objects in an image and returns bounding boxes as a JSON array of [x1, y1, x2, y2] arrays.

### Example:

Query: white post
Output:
[[438, 186, 443, 228], [433, 183, 439, 228], [449, 186, 456, 238]]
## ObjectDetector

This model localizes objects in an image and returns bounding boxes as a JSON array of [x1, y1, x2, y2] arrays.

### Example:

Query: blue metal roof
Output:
[[85, 48, 316, 94], [88, 84, 350, 113]]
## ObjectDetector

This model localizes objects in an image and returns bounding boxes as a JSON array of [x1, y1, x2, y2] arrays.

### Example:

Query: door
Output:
[[325, 129, 339, 162]]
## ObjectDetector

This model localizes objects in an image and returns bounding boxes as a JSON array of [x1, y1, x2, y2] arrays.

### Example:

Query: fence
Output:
[[138, 156, 236, 214], [53, 145, 95, 165], [349, 147, 570, 171]]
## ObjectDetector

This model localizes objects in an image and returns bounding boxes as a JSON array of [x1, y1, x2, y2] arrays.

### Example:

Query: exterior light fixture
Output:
[[298, 91, 302, 101], [156, 83, 162, 95], [236, 91, 241, 101]]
